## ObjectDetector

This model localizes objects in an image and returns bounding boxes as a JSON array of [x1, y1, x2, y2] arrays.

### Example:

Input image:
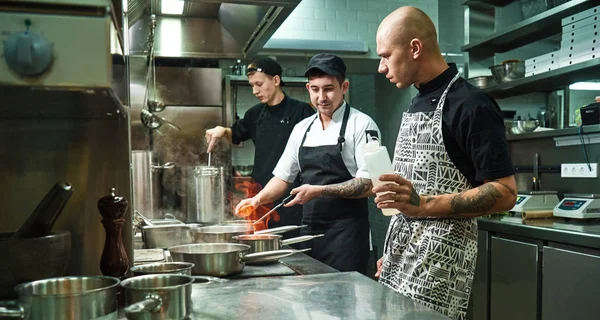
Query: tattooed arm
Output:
[[322, 178, 374, 198], [285, 178, 374, 207], [373, 174, 517, 218]]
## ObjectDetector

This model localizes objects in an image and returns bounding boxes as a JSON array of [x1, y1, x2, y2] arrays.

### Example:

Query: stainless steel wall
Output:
[[129, 55, 230, 221], [509, 137, 600, 195]]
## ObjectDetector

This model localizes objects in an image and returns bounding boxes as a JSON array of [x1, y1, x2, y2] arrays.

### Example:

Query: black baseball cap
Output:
[[247, 57, 285, 86], [304, 53, 346, 78]]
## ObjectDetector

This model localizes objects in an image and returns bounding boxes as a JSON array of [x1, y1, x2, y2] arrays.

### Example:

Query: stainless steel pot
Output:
[[0, 230, 71, 300], [0, 276, 119, 319], [232, 234, 324, 253], [168, 243, 302, 276], [141, 223, 202, 249], [132, 151, 172, 220], [182, 166, 226, 224], [121, 274, 194, 320], [188, 225, 253, 243], [130, 262, 194, 276]]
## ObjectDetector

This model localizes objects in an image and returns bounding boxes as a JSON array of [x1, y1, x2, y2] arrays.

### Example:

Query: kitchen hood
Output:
[[128, 0, 302, 59]]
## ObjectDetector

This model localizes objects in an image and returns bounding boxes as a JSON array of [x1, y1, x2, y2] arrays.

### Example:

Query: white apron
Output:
[[378, 73, 478, 320]]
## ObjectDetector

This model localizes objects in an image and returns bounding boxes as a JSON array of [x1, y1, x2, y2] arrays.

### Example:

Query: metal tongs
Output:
[[253, 194, 295, 226]]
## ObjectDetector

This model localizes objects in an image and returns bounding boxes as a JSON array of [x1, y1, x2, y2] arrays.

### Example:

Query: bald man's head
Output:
[[378, 6, 440, 54]]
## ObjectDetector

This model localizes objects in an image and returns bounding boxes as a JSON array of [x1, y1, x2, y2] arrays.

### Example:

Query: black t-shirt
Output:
[[231, 94, 315, 187], [409, 63, 514, 187]]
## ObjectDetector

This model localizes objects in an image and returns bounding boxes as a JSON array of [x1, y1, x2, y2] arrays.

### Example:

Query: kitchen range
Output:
[[3, 0, 600, 319]]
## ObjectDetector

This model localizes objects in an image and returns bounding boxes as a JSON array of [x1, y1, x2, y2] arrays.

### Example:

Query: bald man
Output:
[[372, 6, 516, 320]]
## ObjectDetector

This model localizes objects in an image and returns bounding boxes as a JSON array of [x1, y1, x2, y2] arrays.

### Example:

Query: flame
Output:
[[232, 178, 280, 231]]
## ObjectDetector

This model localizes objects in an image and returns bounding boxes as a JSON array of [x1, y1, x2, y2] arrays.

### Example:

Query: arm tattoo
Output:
[[450, 183, 503, 216], [409, 187, 420, 206], [322, 178, 373, 199], [491, 179, 517, 196], [426, 197, 435, 203]]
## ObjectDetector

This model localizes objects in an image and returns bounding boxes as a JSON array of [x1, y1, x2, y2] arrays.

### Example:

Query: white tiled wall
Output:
[[272, 0, 440, 59]]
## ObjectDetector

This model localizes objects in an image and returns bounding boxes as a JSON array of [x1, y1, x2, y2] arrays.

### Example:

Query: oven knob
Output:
[[3, 30, 53, 76]]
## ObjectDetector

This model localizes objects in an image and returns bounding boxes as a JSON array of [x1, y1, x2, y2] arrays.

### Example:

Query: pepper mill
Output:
[[98, 188, 129, 278]]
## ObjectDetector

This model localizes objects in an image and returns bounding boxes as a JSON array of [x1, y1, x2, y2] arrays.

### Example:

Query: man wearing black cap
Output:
[[235, 53, 380, 274], [206, 57, 314, 232]]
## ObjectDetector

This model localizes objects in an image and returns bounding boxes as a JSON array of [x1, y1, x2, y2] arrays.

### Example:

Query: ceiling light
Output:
[[161, 0, 184, 15], [569, 82, 600, 90]]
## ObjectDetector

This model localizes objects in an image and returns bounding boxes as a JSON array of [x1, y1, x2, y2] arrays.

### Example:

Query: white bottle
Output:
[[363, 134, 400, 216]]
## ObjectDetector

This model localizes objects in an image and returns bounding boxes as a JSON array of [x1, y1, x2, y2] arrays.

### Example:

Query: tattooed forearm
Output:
[[450, 183, 503, 216], [409, 187, 420, 206], [322, 178, 373, 199], [491, 179, 517, 196], [426, 197, 435, 203]]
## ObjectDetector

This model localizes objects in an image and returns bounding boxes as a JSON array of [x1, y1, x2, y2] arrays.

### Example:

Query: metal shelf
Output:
[[483, 58, 600, 99], [462, 0, 513, 7], [462, 0, 597, 54]]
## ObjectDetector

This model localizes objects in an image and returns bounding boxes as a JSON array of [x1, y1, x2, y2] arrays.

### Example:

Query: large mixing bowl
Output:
[[490, 60, 525, 83], [511, 120, 539, 134], [0, 230, 71, 300]]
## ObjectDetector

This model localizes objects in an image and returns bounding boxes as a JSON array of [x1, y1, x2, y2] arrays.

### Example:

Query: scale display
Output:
[[557, 200, 587, 210], [515, 196, 527, 205]]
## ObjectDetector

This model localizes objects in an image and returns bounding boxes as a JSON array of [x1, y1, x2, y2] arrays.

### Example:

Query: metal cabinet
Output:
[[469, 230, 490, 320], [542, 246, 600, 320], [490, 236, 540, 320]]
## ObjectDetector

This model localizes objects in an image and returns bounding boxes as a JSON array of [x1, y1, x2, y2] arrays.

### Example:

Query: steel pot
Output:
[[0, 230, 71, 300], [130, 262, 195, 276], [232, 234, 324, 254], [188, 225, 252, 243], [0, 276, 119, 319], [168, 243, 302, 276], [121, 274, 194, 320], [141, 223, 202, 249], [182, 166, 227, 224]]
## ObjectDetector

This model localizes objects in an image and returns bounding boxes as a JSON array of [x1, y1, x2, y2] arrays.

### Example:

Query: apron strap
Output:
[[337, 103, 351, 152]]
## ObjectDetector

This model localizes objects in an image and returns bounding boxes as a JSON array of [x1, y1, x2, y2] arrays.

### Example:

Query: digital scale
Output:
[[553, 194, 600, 219], [510, 191, 560, 213]]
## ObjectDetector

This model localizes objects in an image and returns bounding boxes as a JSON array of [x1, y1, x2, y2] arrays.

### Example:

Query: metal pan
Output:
[[141, 223, 203, 249], [121, 274, 194, 319], [232, 234, 324, 254], [188, 224, 308, 243], [168, 243, 303, 277]]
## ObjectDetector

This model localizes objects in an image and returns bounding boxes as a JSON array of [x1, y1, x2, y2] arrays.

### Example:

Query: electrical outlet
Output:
[[561, 163, 598, 178]]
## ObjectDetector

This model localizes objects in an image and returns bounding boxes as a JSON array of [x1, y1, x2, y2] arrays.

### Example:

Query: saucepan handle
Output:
[[242, 248, 312, 263], [123, 294, 162, 315], [0, 301, 24, 318], [281, 234, 325, 246]]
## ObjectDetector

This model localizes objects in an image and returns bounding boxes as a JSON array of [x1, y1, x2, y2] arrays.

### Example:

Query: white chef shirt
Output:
[[273, 102, 381, 183]]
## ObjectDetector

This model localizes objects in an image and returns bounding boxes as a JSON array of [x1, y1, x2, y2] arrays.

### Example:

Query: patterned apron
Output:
[[378, 73, 478, 320]]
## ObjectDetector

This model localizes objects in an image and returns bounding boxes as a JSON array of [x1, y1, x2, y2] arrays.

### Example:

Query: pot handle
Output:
[[123, 294, 162, 315], [281, 234, 325, 246], [242, 248, 312, 263], [0, 301, 24, 318]]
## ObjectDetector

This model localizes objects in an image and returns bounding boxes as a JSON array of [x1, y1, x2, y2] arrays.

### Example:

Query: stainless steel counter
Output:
[[189, 272, 449, 319], [478, 215, 600, 248]]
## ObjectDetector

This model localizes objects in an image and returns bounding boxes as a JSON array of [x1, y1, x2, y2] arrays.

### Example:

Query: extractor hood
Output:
[[128, 0, 301, 59]]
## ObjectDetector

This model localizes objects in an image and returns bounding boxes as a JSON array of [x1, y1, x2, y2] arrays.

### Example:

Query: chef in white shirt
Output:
[[235, 53, 380, 274]]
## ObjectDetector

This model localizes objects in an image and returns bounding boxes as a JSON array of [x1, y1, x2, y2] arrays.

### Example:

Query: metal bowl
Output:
[[489, 61, 525, 83], [511, 120, 539, 134], [466, 76, 495, 89]]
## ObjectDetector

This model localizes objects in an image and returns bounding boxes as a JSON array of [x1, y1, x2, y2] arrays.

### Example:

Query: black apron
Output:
[[253, 99, 303, 238], [297, 105, 370, 274]]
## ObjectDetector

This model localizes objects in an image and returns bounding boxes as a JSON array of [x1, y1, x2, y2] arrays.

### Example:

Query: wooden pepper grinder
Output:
[[98, 188, 129, 278]]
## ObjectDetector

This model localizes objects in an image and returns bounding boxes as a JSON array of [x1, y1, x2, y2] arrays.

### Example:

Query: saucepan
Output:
[[141, 223, 203, 249], [188, 224, 308, 244], [0, 276, 120, 319], [168, 243, 307, 276], [232, 234, 324, 254], [121, 274, 194, 320]]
